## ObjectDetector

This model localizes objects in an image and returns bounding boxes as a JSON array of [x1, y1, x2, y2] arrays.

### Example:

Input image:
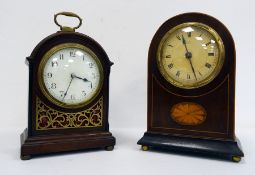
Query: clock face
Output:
[[39, 43, 103, 107], [157, 22, 225, 89]]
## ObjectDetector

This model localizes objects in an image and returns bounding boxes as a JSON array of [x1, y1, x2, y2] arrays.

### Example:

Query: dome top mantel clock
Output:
[[137, 12, 244, 162], [20, 12, 115, 160]]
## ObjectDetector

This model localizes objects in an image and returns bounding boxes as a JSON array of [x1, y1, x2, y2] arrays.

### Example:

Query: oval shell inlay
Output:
[[170, 102, 206, 125]]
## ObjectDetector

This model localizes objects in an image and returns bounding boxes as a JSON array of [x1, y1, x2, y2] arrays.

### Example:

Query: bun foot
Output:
[[21, 155, 31, 160], [232, 156, 241, 162], [105, 146, 114, 151], [142, 145, 149, 151]]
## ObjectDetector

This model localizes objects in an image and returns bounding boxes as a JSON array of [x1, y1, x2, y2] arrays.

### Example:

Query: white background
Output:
[[0, 0, 254, 174]]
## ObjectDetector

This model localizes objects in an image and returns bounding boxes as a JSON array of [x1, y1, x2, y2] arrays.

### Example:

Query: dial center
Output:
[[185, 52, 192, 59]]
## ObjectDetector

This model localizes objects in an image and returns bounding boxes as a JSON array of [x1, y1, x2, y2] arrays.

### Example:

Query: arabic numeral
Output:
[[47, 73, 52, 78], [60, 54, 64, 60], [59, 91, 64, 97], [71, 95, 75, 100], [51, 83, 56, 89], [70, 50, 76, 57], [89, 62, 94, 68]]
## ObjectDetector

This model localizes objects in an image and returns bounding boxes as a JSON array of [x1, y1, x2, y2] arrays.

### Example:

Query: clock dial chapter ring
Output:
[[156, 22, 225, 89], [38, 43, 104, 109]]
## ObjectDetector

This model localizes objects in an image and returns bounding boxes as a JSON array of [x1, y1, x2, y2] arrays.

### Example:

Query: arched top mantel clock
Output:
[[20, 12, 115, 160], [138, 12, 244, 162]]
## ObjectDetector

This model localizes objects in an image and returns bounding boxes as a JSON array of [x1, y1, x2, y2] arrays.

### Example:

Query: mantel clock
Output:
[[138, 13, 244, 162], [20, 12, 115, 160]]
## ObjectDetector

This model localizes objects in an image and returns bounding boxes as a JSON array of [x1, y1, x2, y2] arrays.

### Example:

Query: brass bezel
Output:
[[157, 22, 225, 89], [38, 43, 104, 109]]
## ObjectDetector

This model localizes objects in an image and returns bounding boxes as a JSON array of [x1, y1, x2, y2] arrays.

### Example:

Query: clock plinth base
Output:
[[137, 132, 244, 162], [20, 129, 115, 160]]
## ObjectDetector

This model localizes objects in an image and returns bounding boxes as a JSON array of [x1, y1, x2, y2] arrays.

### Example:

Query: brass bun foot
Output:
[[232, 156, 241, 162], [142, 145, 149, 151], [105, 146, 114, 151]]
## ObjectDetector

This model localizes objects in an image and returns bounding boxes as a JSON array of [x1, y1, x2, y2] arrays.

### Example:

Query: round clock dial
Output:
[[157, 22, 225, 89], [39, 43, 103, 107]]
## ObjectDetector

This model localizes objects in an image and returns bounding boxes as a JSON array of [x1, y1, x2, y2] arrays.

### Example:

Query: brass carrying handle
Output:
[[54, 12, 82, 31]]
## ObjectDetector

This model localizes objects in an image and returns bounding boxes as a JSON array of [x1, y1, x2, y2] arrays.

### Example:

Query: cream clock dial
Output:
[[39, 43, 103, 107], [157, 22, 225, 89]]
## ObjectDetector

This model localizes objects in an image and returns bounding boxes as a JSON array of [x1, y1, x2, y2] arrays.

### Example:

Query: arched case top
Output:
[[27, 31, 113, 111], [25, 31, 114, 136], [27, 31, 113, 74], [148, 12, 236, 96]]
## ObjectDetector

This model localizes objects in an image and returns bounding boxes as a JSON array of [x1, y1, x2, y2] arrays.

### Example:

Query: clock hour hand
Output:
[[181, 34, 192, 58], [72, 74, 92, 88], [72, 74, 91, 83]]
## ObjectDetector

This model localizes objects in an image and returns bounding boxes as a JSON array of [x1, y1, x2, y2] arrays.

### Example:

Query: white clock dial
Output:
[[42, 44, 102, 106]]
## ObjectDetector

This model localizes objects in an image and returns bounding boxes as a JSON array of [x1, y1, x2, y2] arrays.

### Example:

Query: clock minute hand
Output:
[[62, 73, 74, 100], [181, 35, 197, 80], [182, 34, 189, 53], [188, 59, 197, 80]]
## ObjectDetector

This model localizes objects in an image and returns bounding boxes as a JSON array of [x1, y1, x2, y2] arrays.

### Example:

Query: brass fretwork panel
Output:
[[36, 97, 103, 130]]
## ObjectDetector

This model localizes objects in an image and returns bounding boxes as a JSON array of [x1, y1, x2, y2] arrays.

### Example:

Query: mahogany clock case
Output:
[[20, 31, 115, 159], [137, 13, 244, 161]]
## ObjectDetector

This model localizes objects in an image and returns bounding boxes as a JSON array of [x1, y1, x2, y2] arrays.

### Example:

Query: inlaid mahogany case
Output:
[[20, 12, 115, 160], [137, 13, 244, 162]]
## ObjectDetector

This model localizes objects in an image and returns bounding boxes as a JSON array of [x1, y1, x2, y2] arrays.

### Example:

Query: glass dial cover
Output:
[[157, 22, 225, 89], [39, 43, 103, 107]]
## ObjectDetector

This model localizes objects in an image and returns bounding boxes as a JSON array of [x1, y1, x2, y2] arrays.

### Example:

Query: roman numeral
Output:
[[198, 71, 202, 76], [176, 35, 181, 40], [188, 32, 191, 37], [208, 52, 214, 56], [187, 74, 190, 79], [205, 41, 211, 46], [168, 44, 173, 47], [166, 55, 171, 58], [168, 63, 173, 69], [205, 63, 212, 68], [176, 71, 180, 77]]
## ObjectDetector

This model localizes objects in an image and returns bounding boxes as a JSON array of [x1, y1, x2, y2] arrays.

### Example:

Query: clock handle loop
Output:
[[54, 12, 82, 32]]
